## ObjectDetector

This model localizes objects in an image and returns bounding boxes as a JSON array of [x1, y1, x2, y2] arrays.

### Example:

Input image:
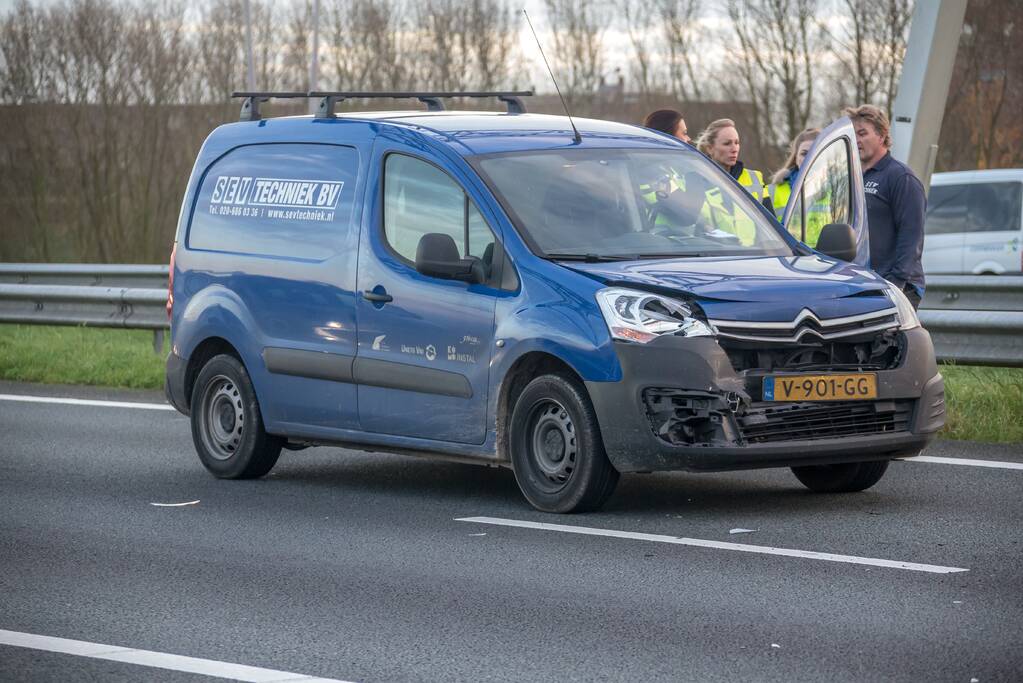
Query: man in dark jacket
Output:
[[844, 104, 927, 309]]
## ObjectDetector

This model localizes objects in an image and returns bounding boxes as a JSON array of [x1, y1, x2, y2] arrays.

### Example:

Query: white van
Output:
[[923, 169, 1023, 274]]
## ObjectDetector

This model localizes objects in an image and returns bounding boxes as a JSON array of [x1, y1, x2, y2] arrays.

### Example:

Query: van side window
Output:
[[968, 182, 1021, 233], [188, 143, 358, 260], [384, 154, 497, 266], [926, 184, 972, 235], [927, 182, 1023, 235], [793, 139, 852, 248]]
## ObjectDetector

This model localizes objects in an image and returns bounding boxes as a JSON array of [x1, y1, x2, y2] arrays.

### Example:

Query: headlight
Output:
[[596, 287, 714, 343], [886, 285, 920, 330]]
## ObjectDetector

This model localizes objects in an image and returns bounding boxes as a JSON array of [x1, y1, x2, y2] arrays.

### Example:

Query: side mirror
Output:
[[816, 223, 857, 262], [414, 233, 484, 284]]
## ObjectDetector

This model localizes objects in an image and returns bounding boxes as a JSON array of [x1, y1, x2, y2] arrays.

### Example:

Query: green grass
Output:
[[1, 324, 1021, 443], [938, 364, 1023, 443], [0, 324, 166, 390]]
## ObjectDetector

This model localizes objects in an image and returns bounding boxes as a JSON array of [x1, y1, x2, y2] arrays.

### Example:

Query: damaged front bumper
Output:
[[585, 328, 945, 473]]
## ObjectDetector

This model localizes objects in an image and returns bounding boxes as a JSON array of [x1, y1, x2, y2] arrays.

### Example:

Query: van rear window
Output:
[[188, 143, 359, 260]]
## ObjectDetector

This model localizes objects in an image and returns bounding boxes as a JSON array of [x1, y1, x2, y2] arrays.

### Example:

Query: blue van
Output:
[[165, 92, 945, 512]]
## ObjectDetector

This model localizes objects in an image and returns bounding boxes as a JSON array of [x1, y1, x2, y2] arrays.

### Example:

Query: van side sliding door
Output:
[[353, 143, 502, 445]]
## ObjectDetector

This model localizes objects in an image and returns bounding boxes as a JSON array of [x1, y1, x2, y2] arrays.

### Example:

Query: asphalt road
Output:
[[1, 380, 1021, 682]]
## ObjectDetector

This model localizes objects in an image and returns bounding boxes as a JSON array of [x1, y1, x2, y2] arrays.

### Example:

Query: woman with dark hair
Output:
[[642, 109, 690, 143]]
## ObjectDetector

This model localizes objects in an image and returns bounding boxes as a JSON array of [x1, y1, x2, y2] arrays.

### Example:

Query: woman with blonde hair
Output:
[[694, 119, 768, 244], [696, 118, 767, 203], [769, 127, 820, 220]]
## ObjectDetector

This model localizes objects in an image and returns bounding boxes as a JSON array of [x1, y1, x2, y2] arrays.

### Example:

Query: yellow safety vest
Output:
[[768, 179, 792, 220], [736, 167, 767, 202]]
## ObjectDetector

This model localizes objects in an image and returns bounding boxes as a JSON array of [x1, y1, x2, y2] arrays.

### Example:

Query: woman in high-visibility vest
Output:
[[695, 118, 767, 244], [638, 109, 692, 229], [768, 127, 820, 222], [697, 118, 768, 200]]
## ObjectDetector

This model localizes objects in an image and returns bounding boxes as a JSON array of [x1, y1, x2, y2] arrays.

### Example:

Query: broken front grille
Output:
[[721, 329, 906, 376], [738, 401, 912, 444], [642, 388, 913, 447]]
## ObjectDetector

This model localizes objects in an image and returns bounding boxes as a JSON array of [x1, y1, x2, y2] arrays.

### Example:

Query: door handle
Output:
[[362, 289, 393, 303]]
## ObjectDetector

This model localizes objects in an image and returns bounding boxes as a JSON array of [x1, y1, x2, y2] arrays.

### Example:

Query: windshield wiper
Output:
[[545, 253, 636, 262]]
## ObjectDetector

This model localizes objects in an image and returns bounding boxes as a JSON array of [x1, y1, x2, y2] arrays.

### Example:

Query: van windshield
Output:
[[474, 148, 794, 260]]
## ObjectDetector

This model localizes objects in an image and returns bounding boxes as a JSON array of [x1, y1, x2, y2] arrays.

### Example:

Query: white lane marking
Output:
[[900, 455, 1023, 471], [150, 500, 200, 507], [0, 629, 354, 683], [456, 516, 969, 575], [0, 394, 175, 411]]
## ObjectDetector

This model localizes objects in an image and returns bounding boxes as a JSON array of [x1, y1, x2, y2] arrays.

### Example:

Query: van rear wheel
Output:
[[190, 354, 283, 479], [791, 460, 889, 493], [509, 374, 619, 513]]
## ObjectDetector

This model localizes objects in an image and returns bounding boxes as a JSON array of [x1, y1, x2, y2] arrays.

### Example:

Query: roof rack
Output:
[[308, 91, 533, 118], [230, 90, 533, 121], [230, 92, 309, 122]]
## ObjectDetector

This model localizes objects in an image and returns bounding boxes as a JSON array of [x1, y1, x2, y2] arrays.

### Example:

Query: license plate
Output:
[[763, 373, 877, 401]]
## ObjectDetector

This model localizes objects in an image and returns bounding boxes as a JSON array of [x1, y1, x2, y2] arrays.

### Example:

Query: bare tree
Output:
[[0, 1, 59, 260], [1, 0, 213, 262], [251, 1, 284, 93], [827, 0, 912, 116], [657, 0, 703, 101], [50, 0, 135, 261], [938, 0, 1023, 170], [410, 0, 516, 94], [619, 1, 660, 97], [198, 0, 245, 103], [0, 0, 56, 104], [282, 0, 313, 91], [121, 1, 193, 260], [415, 0, 473, 91], [541, 0, 609, 105], [327, 0, 410, 91], [467, 0, 516, 91], [724, 0, 819, 153]]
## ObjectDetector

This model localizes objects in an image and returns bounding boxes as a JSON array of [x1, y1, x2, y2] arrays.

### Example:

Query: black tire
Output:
[[791, 460, 890, 493], [190, 354, 283, 479], [509, 374, 619, 513]]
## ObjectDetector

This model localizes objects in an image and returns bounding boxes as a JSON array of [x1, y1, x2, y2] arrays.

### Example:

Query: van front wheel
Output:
[[509, 374, 619, 513], [190, 354, 283, 479], [791, 460, 889, 493]]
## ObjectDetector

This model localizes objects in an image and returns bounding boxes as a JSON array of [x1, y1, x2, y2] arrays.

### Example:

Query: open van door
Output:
[[782, 117, 869, 265]]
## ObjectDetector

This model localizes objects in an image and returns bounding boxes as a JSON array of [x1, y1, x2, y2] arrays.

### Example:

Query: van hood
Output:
[[561, 255, 895, 322]]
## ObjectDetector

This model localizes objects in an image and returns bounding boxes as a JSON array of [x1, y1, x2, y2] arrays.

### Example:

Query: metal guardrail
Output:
[[0, 265, 169, 352], [0, 265, 1020, 366], [0, 263, 168, 289], [918, 275, 1023, 367]]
